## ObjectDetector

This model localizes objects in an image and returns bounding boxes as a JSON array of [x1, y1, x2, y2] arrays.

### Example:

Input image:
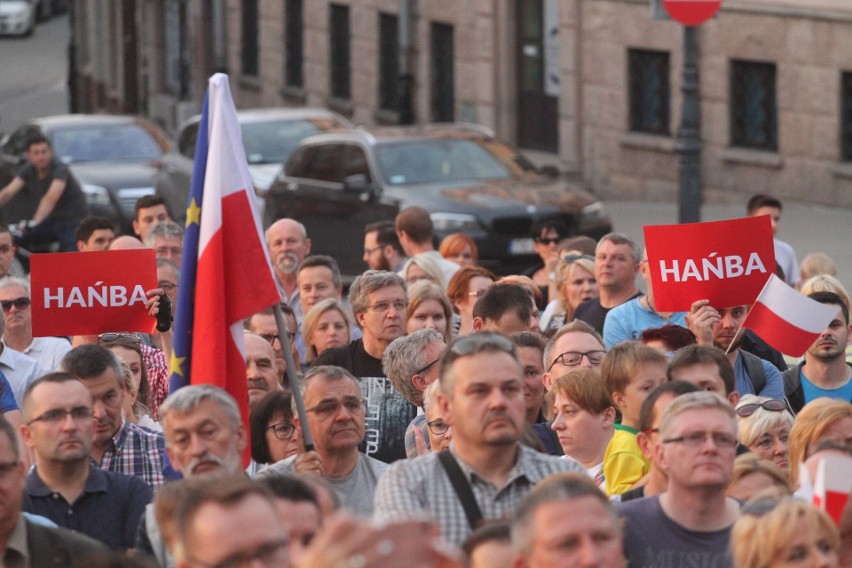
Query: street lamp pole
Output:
[[677, 26, 701, 223]]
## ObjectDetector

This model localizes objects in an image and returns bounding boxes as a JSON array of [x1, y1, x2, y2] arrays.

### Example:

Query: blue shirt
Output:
[[0, 371, 18, 412], [734, 351, 785, 399], [603, 298, 687, 349], [23, 464, 152, 550], [801, 370, 852, 405]]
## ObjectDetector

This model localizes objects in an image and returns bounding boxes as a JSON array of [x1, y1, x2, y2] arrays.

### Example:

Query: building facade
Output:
[[70, 0, 852, 207]]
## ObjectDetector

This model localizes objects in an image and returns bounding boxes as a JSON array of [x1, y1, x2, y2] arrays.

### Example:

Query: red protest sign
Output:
[[30, 249, 158, 337], [644, 216, 774, 312], [663, 0, 722, 26]]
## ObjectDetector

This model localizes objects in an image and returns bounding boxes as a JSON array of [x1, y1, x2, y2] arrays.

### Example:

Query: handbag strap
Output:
[[438, 450, 483, 530]]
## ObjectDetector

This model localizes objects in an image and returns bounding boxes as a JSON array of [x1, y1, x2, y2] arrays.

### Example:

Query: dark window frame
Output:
[[730, 59, 778, 151], [627, 48, 671, 136], [284, 0, 304, 88], [241, 0, 259, 78], [378, 12, 400, 112], [329, 4, 352, 100], [841, 71, 852, 162], [430, 22, 455, 122]]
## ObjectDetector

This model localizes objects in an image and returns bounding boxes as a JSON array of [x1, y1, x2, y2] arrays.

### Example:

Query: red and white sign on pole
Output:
[[663, 0, 722, 26]]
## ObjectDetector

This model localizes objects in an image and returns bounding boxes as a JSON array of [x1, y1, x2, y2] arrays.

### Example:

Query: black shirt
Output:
[[574, 292, 644, 335], [17, 159, 87, 221]]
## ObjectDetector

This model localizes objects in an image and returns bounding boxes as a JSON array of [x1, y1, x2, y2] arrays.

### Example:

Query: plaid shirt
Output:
[[97, 419, 167, 488], [374, 444, 585, 548], [141, 344, 168, 421]]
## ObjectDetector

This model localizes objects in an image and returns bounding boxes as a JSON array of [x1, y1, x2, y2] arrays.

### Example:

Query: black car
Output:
[[265, 124, 613, 280], [155, 107, 353, 224], [0, 114, 172, 233]]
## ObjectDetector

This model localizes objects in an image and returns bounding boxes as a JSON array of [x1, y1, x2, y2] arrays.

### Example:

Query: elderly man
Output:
[[135, 385, 248, 566], [0, 276, 70, 371], [157, 258, 179, 311], [313, 270, 415, 463], [260, 365, 387, 516], [574, 233, 643, 334], [374, 332, 585, 547], [75, 215, 116, 251], [383, 328, 446, 457], [62, 344, 167, 487], [266, 218, 311, 317], [145, 220, 184, 267], [511, 473, 626, 568], [244, 331, 283, 407], [245, 304, 300, 385], [20, 373, 152, 550], [617, 391, 741, 567], [0, 413, 108, 565], [0, 303, 44, 410]]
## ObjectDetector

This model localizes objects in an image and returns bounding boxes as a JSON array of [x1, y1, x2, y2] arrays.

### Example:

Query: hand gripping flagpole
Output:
[[273, 303, 314, 452]]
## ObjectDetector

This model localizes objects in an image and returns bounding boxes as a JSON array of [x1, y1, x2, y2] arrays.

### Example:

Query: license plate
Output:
[[508, 238, 535, 255]]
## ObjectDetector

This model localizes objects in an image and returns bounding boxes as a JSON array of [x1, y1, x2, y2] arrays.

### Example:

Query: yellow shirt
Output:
[[603, 424, 649, 496]]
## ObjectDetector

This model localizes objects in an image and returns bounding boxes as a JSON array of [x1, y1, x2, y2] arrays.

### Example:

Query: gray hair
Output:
[[144, 220, 184, 247], [383, 328, 444, 407], [658, 391, 736, 439], [292, 365, 361, 414], [596, 232, 641, 264], [157, 257, 181, 279], [0, 276, 30, 295], [159, 384, 241, 432], [348, 270, 407, 316]]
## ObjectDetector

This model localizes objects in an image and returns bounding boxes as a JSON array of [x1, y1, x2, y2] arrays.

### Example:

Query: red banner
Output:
[[644, 216, 775, 312], [30, 250, 158, 337]]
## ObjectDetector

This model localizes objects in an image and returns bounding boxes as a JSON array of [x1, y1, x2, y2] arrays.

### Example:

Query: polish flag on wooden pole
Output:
[[741, 274, 838, 357]]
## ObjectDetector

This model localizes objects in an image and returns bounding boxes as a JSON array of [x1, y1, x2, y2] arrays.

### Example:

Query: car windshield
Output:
[[52, 123, 165, 163], [374, 137, 535, 186], [242, 118, 344, 165]]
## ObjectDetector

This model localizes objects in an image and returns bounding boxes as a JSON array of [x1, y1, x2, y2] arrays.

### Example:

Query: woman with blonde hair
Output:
[[800, 274, 849, 307], [540, 251, 597, 333], [402, 253, 446, 290], [302, 298, 351, 364], [732, 497, 840, 567], [788, 398, 852, 488], [439, 232, 477, 267], [726, 453, 791, 502], [736, 395, 795, 478], [405, 280, 454, 343]]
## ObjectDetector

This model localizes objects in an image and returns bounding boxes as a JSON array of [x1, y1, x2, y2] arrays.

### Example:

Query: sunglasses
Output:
[[535, 237, 560, 245], [0, 297, 30, 312], [561, 253, 594, 263], [98, 333, 141, 345], [736, 399, 788, 417]]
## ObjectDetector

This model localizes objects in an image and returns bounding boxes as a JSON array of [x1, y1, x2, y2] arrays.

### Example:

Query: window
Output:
[[628, 49, 670, 135], [241, 0, 259, 77], [285, 0, 304, 88], [378, 13, 399, 112], [730, 60, 777, 151], [841, 72, 852, 162], [330, 4, 351, 100], [431, 23, 455, 122]]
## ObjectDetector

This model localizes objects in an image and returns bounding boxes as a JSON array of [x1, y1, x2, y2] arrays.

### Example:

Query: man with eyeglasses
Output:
[[62, 344, 168, 487], [363, 220, 406, 272], [382, 328, 446, 458], [245, 304, 300, 385], [617, 391, 741, 568], [157, 258, 179, 313], [244, 331, 283, 407], [20, 373, 152, 550], [375, 332, 584, 548], [0, 276, 70, 372], [144, 220, 184, 268], [260, 366, 387, 516], [0, 413, 109, 565], [0, 285, 45, 408], [313, 270, 415, 464]]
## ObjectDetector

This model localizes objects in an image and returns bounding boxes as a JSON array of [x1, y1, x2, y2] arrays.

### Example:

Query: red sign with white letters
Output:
[[644, 216, 775, 312], [30, 250, 158, 336], [663, 0, 722, 26]]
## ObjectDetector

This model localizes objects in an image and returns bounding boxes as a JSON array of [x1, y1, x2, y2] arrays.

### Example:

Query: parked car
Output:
[[155, 107, 353, 224], [265, 124, 613, 280], [0, 114, 172, 233], [0, 0, 36, 36]]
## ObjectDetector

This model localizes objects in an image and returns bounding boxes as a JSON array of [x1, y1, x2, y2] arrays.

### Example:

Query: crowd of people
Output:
[[0, 133, 850, 567]]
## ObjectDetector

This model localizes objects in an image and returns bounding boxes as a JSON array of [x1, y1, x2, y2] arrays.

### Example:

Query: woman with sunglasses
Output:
[[732, 497, 840, 567], [249, 391, 304, 472], [540, 250, 598, 333], [736, 395, 794, 478], [522, 219, 569, 310]]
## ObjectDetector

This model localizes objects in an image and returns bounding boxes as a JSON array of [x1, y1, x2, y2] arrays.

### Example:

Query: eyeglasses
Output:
[[305, 397, 365, 419], [535, 237, 560, 245], [155, 246, 182, 257], [414, 358, 440, 376], [26, 406, 94, 426], [266, 422, 296, 440], [736, 399, 788, 417], [98, 333, 141, 345], [546, 350, 606, 372], [0, 460, 19, 479], [367, 301, 407, 314], [561, 253, 594, 263], [427, 419, 449, 436], [741, 496, 788, 518], [363, 245, 382, 256], [661, 431, 738, 450], [0, 297, 30, 312], [186, 538, 289, 568], [158, 281, 177, 292], [259, 332, 296, 346]]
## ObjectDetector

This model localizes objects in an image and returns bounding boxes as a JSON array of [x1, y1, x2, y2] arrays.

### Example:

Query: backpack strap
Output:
[[437, 450, 483, 530], [740, 350, 767, 395]]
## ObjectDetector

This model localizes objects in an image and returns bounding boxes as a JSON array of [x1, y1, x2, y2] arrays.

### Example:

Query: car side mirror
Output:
[[342, 174, 377, 203]]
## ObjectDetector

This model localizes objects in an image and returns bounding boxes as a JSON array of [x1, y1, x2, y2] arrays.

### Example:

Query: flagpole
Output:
[[273, 303, 315, 452]]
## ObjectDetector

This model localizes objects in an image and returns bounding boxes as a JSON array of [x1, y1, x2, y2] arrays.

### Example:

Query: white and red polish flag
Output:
[[741, 274, 838, 357], [813, 454, 852, 524]]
